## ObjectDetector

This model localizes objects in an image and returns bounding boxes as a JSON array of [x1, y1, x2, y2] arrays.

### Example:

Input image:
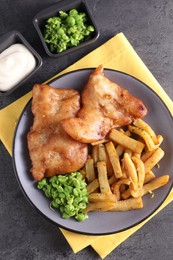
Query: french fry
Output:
[[116, 144, 125, 157], [124, 148, 133, 157], [109, 128, 145, 154], [128, 125, 156, 151], [120, 184, 126, 193], [133, 153, 141, 158], [132, 156, 145, 189], [98, 143, 114, 176], [105, 141, 122, 178], [97, 161, 112, 194], [91, 138, 109, 146], [108, 175, 117, 185], [79, 166, 86, 179], [123, 153, 138, 191], [133, 119, 164, 148], [121, 171, 156, 200], [98, 143, 107, 161], [142, 175, 169, 196], [84, 201, 115, 213], [110, 197, 143, 211], [91, 145, 99, 165], [112, 178, 130, 200], [156, 135, 163, 147], [128, 157, 145, 198], [115, 130, 132, 157], [125, 130, 131, 136], [141, 150, 155, 162], [144, 171, 156, 183], [121, 158, 128, 178], [144, 147, 164, 173], [87, 179, 99, 194], [133, 119, 158, 143], [88, 193, 117, 203], [129, 187, 141, 198], [85, 158, 96, 183], [121, 188, 132, 200], [119, 129, 131, 137], [133, 119, 164, 147]]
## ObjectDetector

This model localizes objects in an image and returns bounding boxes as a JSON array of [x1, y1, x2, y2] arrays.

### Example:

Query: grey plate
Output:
[[12, 68, 173, 235]]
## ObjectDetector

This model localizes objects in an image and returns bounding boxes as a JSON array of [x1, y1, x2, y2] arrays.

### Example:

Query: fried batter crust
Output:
[[61, 65, 148, 143], [27, 84, 88, 181]]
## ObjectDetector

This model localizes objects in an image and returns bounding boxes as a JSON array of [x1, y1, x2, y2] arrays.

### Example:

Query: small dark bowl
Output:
[[0, 30, 42, 97], [33, 0, 99, 57]]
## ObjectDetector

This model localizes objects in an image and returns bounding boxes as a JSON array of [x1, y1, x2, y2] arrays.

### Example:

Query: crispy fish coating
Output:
[[27, 84, 88, 181], [61, 65, 148, 143]]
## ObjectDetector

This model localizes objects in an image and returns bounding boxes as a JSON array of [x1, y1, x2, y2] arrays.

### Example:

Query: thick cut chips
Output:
[[83, 119, 169, 212]]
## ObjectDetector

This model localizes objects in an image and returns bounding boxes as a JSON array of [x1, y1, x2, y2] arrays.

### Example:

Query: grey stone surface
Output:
[[0, 0, 173, 259]]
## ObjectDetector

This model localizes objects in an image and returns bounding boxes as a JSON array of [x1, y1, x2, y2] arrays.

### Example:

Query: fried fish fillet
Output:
[[61, 65, 148, 143], [27, 84, 88, 181]]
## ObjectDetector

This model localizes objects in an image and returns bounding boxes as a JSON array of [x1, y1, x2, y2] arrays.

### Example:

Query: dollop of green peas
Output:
[[43, 8, 95, 53], [37, 171, 89, 222]]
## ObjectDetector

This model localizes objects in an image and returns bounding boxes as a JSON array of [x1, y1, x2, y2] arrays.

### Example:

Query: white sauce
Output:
[[0, 43, 36, 92]]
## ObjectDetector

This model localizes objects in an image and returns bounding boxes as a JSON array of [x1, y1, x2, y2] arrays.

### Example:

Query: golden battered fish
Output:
[[27, 84, 88, 181], [61, 65, 148, 143]]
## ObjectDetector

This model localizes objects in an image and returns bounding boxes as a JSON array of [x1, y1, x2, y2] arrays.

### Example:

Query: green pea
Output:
[[79, 202, 87, 209], [47, 17, 53, 23], [44, 187, 52, 198], [57, 28, 65, 35], [74, 196, 82, 203], [73, 188, 79, 197], [87, 25, 94, 32], [52, 190, 59, 199], [67, 197, 74, 205], [51, 200, 59, 208], [82, 197, 88, 204], [69, 9, 78, 17], [50, 176, 58, 183], [66, 16, 75, 26], [59, 11, 68, 19], [59, 192, 65, 199], [65, 204, 74, 212], [75, 213, 88, 222], [73, 178, 80, 187], [64, 185, 73, 193], [62, 213, 70, 219], [56, 185, 64, 193], [37, 178, 47, 189]]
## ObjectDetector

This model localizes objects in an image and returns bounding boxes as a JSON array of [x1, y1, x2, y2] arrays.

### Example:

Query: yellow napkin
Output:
[[0, 32, 173, 259]]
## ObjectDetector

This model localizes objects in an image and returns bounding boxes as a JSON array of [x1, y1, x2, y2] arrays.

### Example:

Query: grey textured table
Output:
[[0, 0, 173, 259]]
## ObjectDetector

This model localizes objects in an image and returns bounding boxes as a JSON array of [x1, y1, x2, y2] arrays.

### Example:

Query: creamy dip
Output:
[[0, 43, 36, 92]]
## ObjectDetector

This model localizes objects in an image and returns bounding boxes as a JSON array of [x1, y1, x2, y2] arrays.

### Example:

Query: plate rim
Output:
[[12, 67, 173, 235]]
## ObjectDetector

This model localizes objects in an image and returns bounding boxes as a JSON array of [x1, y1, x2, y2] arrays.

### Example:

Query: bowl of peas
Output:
[[33, 0, 99, 57]]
